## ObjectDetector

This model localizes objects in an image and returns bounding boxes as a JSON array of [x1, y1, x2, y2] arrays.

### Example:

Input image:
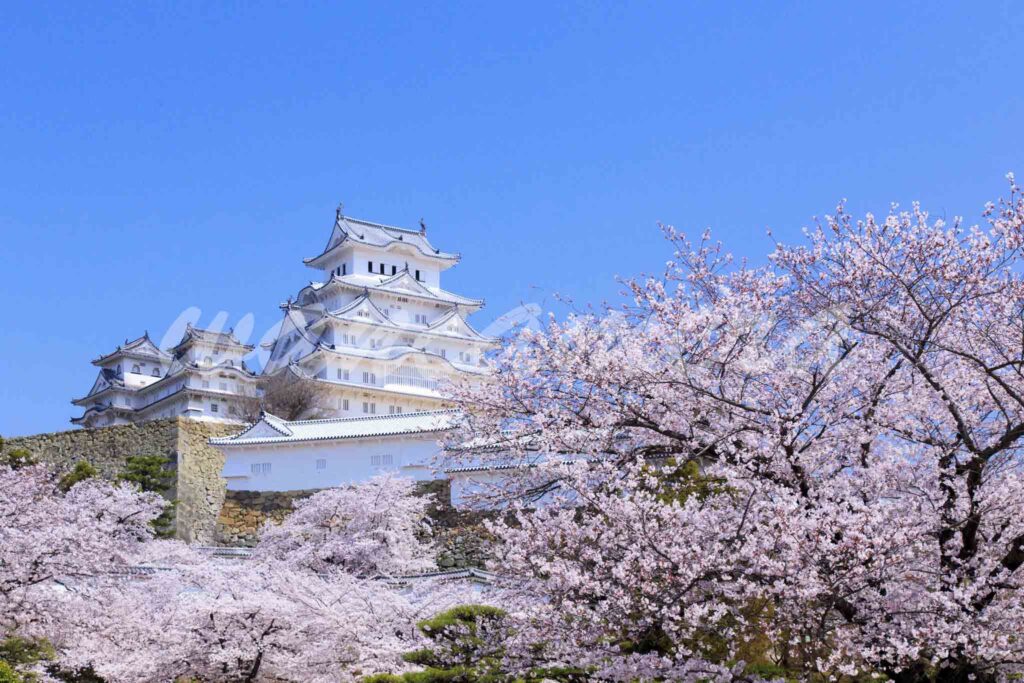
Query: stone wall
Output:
[[2, 420, 179, 479], [174, 420, 240, 543], [215, 489, 321, 546], [2, 418, 239, 544], [213, 478, 493, 568]]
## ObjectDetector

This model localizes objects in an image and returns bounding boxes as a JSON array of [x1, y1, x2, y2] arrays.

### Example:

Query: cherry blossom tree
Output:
[[55, 561, 470, 683], [255, 474, 437, 577], [444, 177, 1024, 682], [0, 463, 163, 639], [44, 475, 474, 682]]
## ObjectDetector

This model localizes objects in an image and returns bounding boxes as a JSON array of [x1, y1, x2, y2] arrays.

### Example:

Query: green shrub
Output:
[[117, 455, 176, 537], [0, 434, 34, 470], [0, 661, 22, 683], [58, 461, 98, 492]]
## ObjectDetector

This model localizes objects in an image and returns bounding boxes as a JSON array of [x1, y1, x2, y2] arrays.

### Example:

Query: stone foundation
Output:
[[215, 489, 321, 546], [2, 418, 238, 543], [214, 479, 494, 568]]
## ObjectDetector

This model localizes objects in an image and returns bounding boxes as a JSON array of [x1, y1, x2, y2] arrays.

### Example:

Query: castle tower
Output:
[[261, 210, 496, 417]]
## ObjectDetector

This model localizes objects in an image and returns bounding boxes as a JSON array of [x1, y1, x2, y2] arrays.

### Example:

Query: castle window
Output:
[[342, 399, 349, 410], [370, 454, 381, 466], [391, 265, 397, 275], [131, 364, 141, 374], [316, 458, 327, 471], [342, 263, 347, 275], [202, 380, 210, 388], [415, 270, 421, 281], [367, 261, 373, 273], [379, 263, 386, 274], [211, 403, 219, 413], [152, 368, 161, 377]]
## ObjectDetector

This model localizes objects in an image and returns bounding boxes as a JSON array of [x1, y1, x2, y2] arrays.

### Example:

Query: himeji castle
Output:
[[72, 327, 258, 427], [72, 207, 499, 496], [260, 208, 496, 417], [211, 209, 498, 492]]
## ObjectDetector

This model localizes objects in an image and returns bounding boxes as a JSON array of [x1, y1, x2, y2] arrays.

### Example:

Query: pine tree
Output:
[[116, 455, 176, 538]]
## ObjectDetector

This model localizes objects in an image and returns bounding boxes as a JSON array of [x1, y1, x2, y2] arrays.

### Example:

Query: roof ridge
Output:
[[342, 215, 422, 235], [303, 277, 484, 306], [288, 407, 459, 426]]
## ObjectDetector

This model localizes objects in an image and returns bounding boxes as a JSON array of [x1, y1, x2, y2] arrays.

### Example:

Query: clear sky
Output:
[[1, 2, 1021, 436]]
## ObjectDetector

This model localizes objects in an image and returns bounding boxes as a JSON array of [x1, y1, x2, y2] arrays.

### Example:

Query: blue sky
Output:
[[1, 2, 1021, 436]]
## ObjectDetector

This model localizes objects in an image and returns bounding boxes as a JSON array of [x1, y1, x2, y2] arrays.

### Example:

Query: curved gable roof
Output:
[[170, 324, 254, 355], [92, 333, 169, 366], [300, 274, 484, 310], [304, 215, 459, 268], [427, 309, 497, 342]]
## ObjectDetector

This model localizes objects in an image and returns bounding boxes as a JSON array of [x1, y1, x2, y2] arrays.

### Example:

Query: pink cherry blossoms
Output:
[[1, 470, 477, 682], [444, 177, 1024, 682]]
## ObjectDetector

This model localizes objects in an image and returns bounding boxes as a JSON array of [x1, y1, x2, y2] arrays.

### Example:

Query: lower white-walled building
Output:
[[211, 409, 458, 491], [212, 409, 573, 509]]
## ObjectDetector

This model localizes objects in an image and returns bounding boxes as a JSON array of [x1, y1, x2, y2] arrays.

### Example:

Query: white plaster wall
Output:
[[219, 433, 444, 492]]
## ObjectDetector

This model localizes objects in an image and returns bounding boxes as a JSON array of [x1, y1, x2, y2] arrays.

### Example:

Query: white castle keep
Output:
[[260, 208, 496, 416], [72, 209, 498, 495]]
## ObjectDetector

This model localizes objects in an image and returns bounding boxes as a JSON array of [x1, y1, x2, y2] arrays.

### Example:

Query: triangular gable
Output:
[[264, 310, 317, 374], [322, 216, 352, 254], [87, 371, 113, 396], [330, 294, 392, 325], [229, 414, 293, 441], [377, 271, 437, 297], [123, 335, 166, 358], [428, 309, 491, 341]]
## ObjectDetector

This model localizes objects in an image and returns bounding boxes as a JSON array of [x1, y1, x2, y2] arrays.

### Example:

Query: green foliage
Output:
[[46, 666, 106, 683], [58, 461, 98, 492], [0, 637, 54, 670], [116, 455, 174, 494], [0, 449, 36, 470], [364, 671, 467, 683], [417, 605, 507, 637], [366, 605, 586, 683], [0, 636, 106, 683], [0, 636, 55, 682], [0, 662, 22, 683], [651, 458, 728, 505], [116, 455, 176, 538], [0, 434, 36, 470]]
